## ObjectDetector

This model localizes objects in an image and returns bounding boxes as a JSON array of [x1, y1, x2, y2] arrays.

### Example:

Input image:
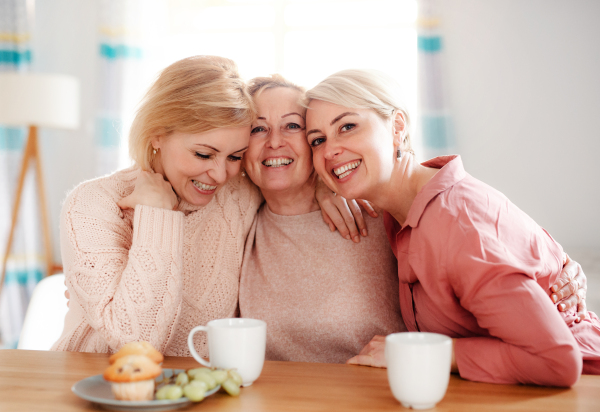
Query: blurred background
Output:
[[0, 0, 598, 348]]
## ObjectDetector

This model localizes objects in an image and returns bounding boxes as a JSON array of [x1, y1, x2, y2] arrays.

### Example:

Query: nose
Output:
[[323, 139, 342, 160], [266, 129, 285, 149], [208, 159, 228, 185]]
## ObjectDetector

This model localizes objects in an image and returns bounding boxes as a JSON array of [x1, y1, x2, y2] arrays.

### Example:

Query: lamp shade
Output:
[[0, 73, 80, 130]]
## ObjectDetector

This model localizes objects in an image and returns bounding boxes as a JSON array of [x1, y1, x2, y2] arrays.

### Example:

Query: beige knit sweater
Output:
[[239, 205, 405, 363], [51, 167, 261, 356]]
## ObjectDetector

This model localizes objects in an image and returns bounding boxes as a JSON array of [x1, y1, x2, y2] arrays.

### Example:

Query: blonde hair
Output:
[[129, 55, 255, 170], [248, 74, 305, 98], [305, 69, 413, 154]]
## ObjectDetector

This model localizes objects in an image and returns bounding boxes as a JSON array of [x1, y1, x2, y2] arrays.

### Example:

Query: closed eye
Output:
[[195, 152, 211, 160], [227, 155, 243, 162]]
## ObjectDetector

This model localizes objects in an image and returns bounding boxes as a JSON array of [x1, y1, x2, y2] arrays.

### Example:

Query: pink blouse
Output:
[[385, 155, 600, 386]]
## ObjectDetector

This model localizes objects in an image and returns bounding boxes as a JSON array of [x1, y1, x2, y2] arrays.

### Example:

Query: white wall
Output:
[[440, 0, 600, 251]]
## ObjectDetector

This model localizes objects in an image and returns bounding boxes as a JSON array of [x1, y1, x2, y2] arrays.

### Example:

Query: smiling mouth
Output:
[[262, 157, 293, 168], [192, 180, 217, 191], [333, 160, 361, 179]]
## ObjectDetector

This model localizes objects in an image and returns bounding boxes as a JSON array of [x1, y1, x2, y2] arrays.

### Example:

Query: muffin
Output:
[[104, 355, 162, 401], [109, 341, 164, 365]]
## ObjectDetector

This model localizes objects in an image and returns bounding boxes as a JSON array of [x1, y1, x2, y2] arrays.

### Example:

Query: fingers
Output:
[[320, 198, 353, 240], [557, 294, 578, 312], [117, 196, 133, 210], [348, 199, 368, 237], [320, 209, 336, 232], [336, 198, 361, 242], [576, 294, 588, 323], [356, 199, 378, 218], [552, 277, 579, 303], [64, 289, 70, 308]]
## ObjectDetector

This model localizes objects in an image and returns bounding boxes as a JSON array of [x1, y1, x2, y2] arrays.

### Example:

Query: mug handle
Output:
[[188, 325, 211, 367]]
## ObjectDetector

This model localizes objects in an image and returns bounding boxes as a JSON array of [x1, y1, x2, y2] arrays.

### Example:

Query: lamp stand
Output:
[[0, 125, 62, 294]]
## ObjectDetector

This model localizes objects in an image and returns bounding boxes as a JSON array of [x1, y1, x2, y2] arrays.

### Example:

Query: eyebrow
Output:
[[195, 144, 248, 154], [306, 112, 359, 138], [256, 112, 305, 121], [232, 146, 249, 153], [330, 112, 359, 126], [195, 144, 220, 152], [282, 112, 305, 120]]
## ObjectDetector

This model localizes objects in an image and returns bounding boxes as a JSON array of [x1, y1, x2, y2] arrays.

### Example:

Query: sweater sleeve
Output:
[[448, 223, 582, 386], [61, 181, 185, 352]]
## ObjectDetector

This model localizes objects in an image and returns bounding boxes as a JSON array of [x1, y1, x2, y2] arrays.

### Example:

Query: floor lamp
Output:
[[0, 73, 80, 295]]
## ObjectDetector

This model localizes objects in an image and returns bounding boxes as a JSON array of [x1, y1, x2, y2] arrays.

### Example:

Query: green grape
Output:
[[187, 379, 208, 392], [183, 383, 206, 402], [155, 385, 171, 400], [211, 370, 228, 385], [222, 378, 241, 397], [175, 372, 189, 386], [193, 372, 217, 390], [164, 384, 183, 400], [187, 367, 212, 379], [227, 370, 243, 387]]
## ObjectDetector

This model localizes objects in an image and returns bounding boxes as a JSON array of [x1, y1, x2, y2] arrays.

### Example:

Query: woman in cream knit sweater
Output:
[[52, 56, 262, 356]]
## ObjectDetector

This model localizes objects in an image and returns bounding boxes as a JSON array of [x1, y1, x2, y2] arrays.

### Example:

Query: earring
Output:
[[241, 170, 246, 177], [397, 148, 402, 160], [153, 148, 157, 155]]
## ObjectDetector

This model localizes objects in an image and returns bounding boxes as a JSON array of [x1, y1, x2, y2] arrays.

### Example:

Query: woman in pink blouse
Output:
[[304, 69, 600, 386]]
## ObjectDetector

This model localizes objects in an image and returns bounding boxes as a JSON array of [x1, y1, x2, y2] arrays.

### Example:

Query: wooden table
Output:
[[1, 349, 599, 411]]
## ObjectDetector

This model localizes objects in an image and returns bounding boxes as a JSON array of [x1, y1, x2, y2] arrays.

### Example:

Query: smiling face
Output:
[[244, 87, 314, 194], [306, 99, 397, 201], [152, 126, 250, 206]]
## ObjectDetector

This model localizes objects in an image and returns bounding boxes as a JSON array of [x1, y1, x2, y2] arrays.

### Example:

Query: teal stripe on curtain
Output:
[[95, 117, 123, 147], [0, 126, 26, 150], [4, 268, 43, 286], [0, 49, 32, 65], [422, 115, 449, 149], [417, 36, 442, 53], [99, 43, 143, 60]]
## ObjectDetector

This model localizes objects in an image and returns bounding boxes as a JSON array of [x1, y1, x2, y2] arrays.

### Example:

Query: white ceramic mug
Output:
[[188, 318, 266, 387], [385, 332, 452, 410]]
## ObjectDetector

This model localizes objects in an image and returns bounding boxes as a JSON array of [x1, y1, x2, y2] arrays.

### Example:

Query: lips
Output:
[[333, 160, 361, 179], [192, 180, 217, 191], [262, 157, 293, 168]]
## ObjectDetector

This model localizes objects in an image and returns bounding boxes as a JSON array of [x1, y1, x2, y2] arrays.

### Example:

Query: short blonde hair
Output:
[[305, 69, 413, 154], [248, 74, 305, 98], [129, 55, 255, 170]]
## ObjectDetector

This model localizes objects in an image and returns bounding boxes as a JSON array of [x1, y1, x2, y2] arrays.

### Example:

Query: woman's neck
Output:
[[261, 178, 320, 216], [369, 155, 439, 227]]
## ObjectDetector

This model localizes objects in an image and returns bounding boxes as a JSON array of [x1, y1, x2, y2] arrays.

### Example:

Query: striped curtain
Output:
[[96, 0, 149, 176], [0, 0, 44, 349], [417, 0, 454, 159]]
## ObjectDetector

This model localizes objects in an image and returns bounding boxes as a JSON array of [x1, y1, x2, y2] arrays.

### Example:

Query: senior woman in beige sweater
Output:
[[238, 75, 405, 363]]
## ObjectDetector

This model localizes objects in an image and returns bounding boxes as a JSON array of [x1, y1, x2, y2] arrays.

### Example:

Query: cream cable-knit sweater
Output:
[[51, 167, 261, 356]]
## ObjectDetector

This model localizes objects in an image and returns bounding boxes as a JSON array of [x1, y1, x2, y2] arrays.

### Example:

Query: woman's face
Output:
[[153, 126, 250, 206], [244, 87, 314, 193], [306, 99, 395, 201]]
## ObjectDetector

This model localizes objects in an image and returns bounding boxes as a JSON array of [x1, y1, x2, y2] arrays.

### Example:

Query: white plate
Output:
[[72, 369, 220, 411]]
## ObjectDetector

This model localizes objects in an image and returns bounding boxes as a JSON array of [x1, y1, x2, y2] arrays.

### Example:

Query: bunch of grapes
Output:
[[155, 367, 243, 402]]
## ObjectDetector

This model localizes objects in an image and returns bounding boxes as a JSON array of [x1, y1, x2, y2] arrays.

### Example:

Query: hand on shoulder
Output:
[[117, 170, 178, 211]]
